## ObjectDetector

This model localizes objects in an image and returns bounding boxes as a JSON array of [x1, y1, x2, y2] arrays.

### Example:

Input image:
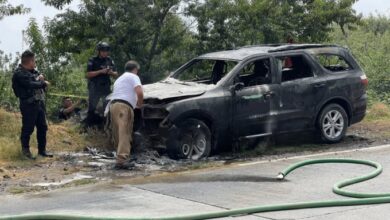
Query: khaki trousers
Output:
[[110, 102, 134, 165]]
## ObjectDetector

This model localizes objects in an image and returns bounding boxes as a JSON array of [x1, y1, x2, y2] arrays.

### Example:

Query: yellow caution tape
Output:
[[48, 93, 88, 99]]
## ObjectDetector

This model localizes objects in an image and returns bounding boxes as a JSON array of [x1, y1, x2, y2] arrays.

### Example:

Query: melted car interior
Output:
[[315, 54, 354, 72], [238, 58, 272, 87], [174, 59, 237, 84], [277, 55, 314, 82]]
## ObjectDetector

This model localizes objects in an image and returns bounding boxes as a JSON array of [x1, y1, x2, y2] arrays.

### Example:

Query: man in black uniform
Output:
[[86, 42, 118, 126], [12, 50, 53, 159]]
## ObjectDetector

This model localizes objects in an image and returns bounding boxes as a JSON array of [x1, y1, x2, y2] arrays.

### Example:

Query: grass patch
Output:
[[7, 179, 98, 194], [7, 186, 43, 194], [0, 110, 24, 161], [0, 108, 107, 163], [365, 102, 390, 121], [7, 187, 28, 194], [64, 178, 98, 187]]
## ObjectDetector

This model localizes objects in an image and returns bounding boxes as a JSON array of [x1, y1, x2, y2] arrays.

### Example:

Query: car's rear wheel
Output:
[[167, 119, 211, 160], [318, 104, 348, 143]]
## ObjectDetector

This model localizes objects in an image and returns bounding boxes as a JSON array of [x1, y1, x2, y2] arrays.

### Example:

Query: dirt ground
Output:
[[1, 118, 390, 196]]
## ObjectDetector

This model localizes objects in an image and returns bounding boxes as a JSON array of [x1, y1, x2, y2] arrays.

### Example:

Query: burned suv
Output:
[[138, 44, 367, 160]]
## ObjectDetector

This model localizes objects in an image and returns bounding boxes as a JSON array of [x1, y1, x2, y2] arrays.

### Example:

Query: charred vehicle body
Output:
[[136, 44, 367, 160]]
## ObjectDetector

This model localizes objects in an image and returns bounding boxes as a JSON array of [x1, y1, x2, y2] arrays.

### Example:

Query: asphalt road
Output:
[[2, 144, 390, 219]]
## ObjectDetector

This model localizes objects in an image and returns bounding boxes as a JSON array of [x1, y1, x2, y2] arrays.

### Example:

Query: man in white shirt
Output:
[[107, 61, 143, 169]]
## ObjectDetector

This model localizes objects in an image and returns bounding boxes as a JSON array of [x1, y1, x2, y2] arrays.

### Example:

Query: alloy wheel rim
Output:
[[181, 128, 207, 160], [191, 132, 207, 160], [322, 110, 344, 139], [182, 143, 191, 156]]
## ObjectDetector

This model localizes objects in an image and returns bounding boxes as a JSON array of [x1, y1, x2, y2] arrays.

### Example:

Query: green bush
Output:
[[330, 16, 390, 104]]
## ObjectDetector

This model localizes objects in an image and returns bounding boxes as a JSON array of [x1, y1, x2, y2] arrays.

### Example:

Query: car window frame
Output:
[[170, 58, 240, 85], [227, 55, 276, 89], [313, 52, 356, 74], [273, 52, 318, 85]]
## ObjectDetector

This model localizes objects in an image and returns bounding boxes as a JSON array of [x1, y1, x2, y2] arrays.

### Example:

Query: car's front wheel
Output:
[[167, 119, 211, 160], [318, 104, 349, 143]]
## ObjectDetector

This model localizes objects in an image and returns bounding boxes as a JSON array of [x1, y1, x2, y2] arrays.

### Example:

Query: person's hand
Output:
[[97, 68, 106, 75], [44, 81, 50, 86], [98, 69, 104, 74], [38, 74, 45, 81], [108, 70, 118, 77], [102, 68, 110, 75]]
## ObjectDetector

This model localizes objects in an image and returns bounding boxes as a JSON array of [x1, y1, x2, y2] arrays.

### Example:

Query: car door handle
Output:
[[264, 91, 275, 99], [314, 83, 326, 88], [242, 94, 263, 100]]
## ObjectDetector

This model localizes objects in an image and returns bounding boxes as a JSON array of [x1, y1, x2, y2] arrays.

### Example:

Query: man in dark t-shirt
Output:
[[85, 42, 118, 126], [58, 97, 82, 120]]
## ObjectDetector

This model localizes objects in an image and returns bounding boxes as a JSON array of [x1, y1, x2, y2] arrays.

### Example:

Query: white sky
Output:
[[0, 0, 389, 55], [0, 0, 81, 55]]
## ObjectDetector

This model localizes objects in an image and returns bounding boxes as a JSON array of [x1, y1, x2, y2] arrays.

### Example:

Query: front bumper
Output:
[[136, 105, 173, 138]]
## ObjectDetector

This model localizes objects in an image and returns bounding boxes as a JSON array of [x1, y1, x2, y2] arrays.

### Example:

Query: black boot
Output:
[[38, 151, 53, 158], [22, 148, 36, 160]]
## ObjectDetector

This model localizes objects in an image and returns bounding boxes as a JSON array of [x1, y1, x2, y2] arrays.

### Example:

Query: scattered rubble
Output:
[[3, 174, 11, 179], [32, 174, 94, 187]]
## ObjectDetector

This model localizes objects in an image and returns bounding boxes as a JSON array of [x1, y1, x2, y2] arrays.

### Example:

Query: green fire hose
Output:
[[2, 158, 390, 220]]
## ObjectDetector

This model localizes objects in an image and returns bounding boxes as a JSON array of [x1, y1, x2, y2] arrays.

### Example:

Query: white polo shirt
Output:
[[108, 72, 142, 108]]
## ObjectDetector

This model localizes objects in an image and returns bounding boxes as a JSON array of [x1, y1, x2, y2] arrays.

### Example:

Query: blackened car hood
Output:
[[143, 78, 215, 100]]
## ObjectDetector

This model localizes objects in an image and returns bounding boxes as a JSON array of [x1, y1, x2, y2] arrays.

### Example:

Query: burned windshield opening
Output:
[[172, 59, 238, 84]]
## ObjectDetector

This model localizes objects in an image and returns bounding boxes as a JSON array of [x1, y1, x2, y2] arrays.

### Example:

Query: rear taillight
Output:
[[360, 75, 368, 88]]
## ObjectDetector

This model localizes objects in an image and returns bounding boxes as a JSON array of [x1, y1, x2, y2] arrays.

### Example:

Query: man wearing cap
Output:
[[86, 42, 118, 126]]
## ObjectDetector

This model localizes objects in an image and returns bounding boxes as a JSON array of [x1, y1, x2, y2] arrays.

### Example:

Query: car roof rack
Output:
[[268, 44, 340, 52], [237, 44, 287, 49]]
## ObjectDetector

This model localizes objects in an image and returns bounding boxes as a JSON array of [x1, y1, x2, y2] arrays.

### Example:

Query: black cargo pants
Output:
[[20, 100, 48, 153], [86, 81, 111, 126]]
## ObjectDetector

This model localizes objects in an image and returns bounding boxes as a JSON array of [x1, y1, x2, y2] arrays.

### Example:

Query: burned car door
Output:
[[231, 57, 279, 138], [275, 53, 327, 132]]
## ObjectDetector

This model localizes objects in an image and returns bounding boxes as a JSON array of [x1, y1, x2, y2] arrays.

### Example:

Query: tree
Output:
[[362, 15, 390, 36], [24, 18, 49, 74], [0, 0, 30, 20], [40, 0, 362, 82], [331, 0, 361, 37], [42, 0, 73, 9], [330, 17, 390, 104], [186, 0, 362, 53], [186, 0, 238, 53], [43, 0, 194, 82]]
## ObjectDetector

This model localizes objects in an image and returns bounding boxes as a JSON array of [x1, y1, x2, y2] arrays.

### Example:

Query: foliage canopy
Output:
[[1, 0, 390, 116]]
